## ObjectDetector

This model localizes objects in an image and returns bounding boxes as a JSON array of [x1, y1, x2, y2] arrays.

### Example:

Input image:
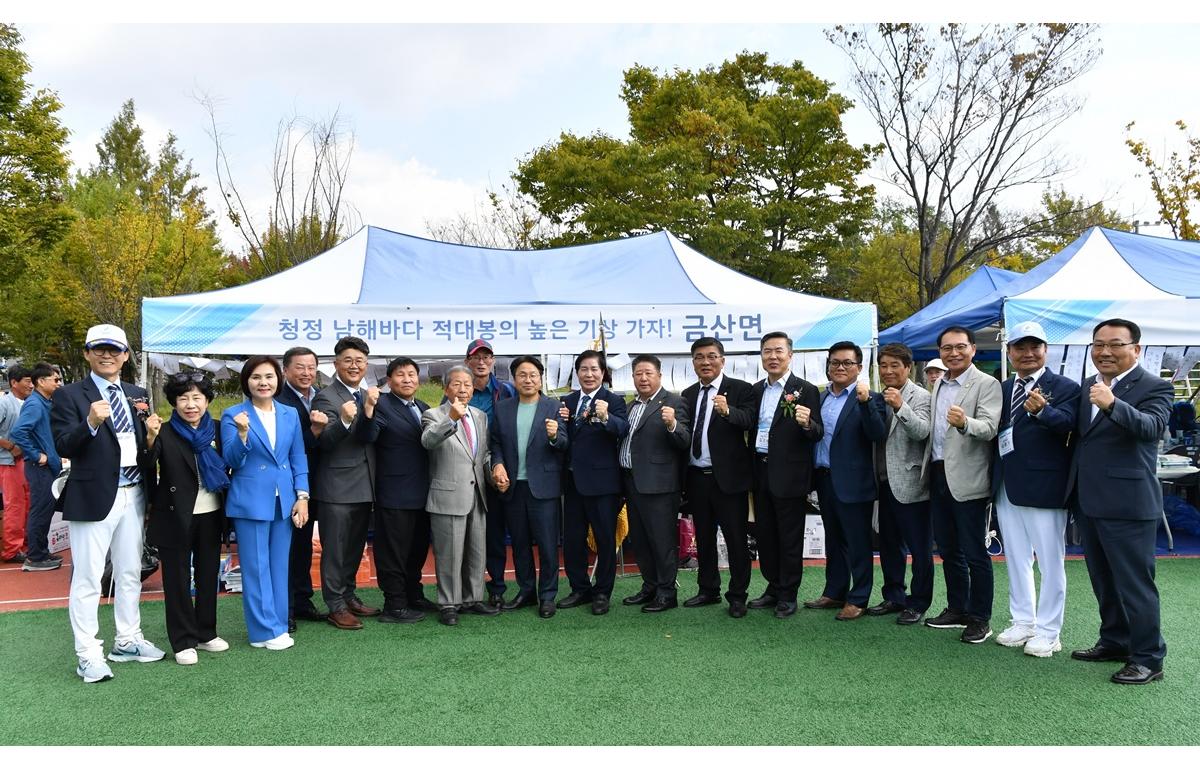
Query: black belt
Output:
[[688, 466, 714, 475]]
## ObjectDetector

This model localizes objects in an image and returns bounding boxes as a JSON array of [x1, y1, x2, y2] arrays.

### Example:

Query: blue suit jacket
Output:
[[821, 389, 888, 504], [355, 392, 430, 510], [490, 395, 569, 500], [561, 388, 629, 496], [1066, 366, 1172, 520], [221, 401, 309, 521], [992, 370, 1079, 508]]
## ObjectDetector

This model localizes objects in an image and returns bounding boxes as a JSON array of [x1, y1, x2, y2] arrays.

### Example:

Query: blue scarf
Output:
[[168, 411, 231, 493]]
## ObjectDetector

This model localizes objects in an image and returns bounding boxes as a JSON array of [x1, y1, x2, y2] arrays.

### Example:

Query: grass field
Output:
[[1, 558, 1197, 746]]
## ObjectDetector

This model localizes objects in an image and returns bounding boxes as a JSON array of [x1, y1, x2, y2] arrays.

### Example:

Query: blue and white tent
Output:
[[143, 226, 877, 356], [878, 265, 1020, 356]]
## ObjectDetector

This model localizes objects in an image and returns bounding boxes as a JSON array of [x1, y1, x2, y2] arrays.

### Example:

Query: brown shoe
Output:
[[346, 597, 381, 617], [803, 596, 845, 609], [327, 609, 363, 630], [836, 604, 865, 621]]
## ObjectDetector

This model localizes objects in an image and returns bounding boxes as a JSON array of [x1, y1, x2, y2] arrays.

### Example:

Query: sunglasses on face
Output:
[[169, 372, 209, 385]]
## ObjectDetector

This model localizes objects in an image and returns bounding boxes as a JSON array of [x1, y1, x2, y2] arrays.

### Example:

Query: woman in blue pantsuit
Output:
[[221, 355, 309, 650]]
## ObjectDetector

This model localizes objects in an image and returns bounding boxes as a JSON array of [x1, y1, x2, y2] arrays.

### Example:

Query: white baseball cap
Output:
[[924, 358, 948, 372], [84, 323, 130, 352], [1008, 321, 1048, 345]]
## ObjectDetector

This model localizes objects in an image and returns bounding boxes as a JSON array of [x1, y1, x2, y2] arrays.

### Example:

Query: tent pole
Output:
[[999, 324, 1008, 380], [140, 351, 148, 390]]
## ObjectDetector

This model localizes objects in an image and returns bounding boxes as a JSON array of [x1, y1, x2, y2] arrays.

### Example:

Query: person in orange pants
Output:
[[0, 366, 34, 562]]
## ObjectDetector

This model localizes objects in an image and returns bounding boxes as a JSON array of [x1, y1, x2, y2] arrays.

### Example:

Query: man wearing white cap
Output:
[[924, 359, 947, 388], [51, 324, 166, 682], [991, 321, 1080, 657]]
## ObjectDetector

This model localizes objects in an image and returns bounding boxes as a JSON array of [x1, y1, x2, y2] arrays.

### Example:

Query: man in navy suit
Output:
[[356, 356, 436, 624], [51, 324, 167, 682], [748, 331, 823, 618], [556, 350, 629, 616], [809, 341, 887, 621], [1067, 318, 1173, 684], [275, 346, 331, 631], [490, 356, 569, 618], [680, 337, 756, 618], [991, 321, 1079, 658]]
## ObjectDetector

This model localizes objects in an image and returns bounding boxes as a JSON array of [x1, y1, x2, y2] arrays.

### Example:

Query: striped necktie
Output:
[[1010, 377, 1030, 423], [106, 384, 141, 485]]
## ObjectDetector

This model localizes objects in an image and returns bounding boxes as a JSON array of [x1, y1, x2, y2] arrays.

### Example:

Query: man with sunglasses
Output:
[[50, 324, 166, 682]]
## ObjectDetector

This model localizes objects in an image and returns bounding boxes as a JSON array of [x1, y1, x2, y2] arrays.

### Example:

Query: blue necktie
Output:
[[406, 400, 421, 427], [578, 394, 592, 418], [1011, 377, 1030, 422], [107, 384, 140, 485]]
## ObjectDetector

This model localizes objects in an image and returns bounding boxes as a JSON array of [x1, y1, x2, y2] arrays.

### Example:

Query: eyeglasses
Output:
[[514, 372, 542, 381], [938, 344, 971, 354], [90, 347, 124, 358], [1092, 341, 1134, 351], [828, 360, 860, 369], [692, 353, 723, 362], [169, 372, 208, 385]]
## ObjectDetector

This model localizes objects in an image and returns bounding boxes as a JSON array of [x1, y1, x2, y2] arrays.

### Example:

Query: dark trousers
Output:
[[1077, 512, 1166, 669], [484, 484, 508, 597], [23, 462, 55, 562], [374, 505, 431, 610], [929, 462, 993, 622], [814, 469, 875, 607], [686, 467, 751, 603], [751, 458, 807, 603], [505, 481, 562, 603], [288, 499, 317, 614], [562, 473, 621, 598], [318, 501, 371, 613], [877, 482, 934, 612], [622, 471, 679, 600], [158, 512, 222, 653]]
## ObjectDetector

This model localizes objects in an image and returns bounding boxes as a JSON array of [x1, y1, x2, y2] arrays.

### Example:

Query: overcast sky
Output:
[[17, 18, 1200, 252]]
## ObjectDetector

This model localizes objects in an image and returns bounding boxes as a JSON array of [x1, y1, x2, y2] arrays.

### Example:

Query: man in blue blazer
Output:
[[991, 322, 1079, 658], [557, 350, 629, 616], [810, 341, 888, 620], [356, 357, 436, 624], [1066, 318, 1173, 684], [51, 324, 166, 682], [490, 356, 569, 618]]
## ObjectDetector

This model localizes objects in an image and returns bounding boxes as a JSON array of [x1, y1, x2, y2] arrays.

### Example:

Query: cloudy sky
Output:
[[17, 11, 1200, 252]]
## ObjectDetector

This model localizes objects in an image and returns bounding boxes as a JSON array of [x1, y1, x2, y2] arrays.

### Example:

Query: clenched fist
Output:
[[340, 399, 358, 423], [713, 393, 729, 417], [883, 387, 903, 411], [795, 404, 811, 428], [1025, 388, 1048, 414], [1089, 381, 1115, 412], [947, 404, 966, 429], [310, 409, 329, 436], [449, 399, 468, 422], [661, 405, 677, 430], [593, 399, 609, 421], [855, 380, 870, 403], [234, 411, 251, 437], [545, 418, 559, 441], [145, 413, 163, 438], [87, 400, 112, 429]]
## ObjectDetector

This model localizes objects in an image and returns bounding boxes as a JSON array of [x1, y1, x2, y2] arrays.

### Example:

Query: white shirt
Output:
[[689, 374, 723, 468], [1091, 364, 1137, 422], [756, 377, 787, 454], [930, 375, 963, 461], [254, 405, 277, 451]]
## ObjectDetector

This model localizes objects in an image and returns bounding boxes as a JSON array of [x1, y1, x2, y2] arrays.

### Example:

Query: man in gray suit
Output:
[[923, 326, 1002, 644], [311, 336, 379, 630], [421, 366, 501, 626], [871, 343, 933, 625]]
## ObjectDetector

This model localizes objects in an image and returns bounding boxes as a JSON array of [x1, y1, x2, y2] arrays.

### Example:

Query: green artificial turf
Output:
[[2, 559, 1197, 746]]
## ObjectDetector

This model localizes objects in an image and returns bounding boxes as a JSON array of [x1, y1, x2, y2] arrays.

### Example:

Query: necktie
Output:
[[353, 390, 364, 409], [692, 385, 712, 459], [460, 412, 475, 455], [406, 401, 421, 427], [106, 384, 140, 485], [1011, 377, 1030, 422], [620, 401, 645, 468], [578, 393, 592, 419]]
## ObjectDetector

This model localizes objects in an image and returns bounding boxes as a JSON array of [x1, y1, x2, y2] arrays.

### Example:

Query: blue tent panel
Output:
[[1097, 228, 1200, 298], [878, 266, 1020, 349]]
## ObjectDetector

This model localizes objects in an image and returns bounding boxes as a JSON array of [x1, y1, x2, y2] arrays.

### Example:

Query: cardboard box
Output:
[[803, 514, 825, 558]]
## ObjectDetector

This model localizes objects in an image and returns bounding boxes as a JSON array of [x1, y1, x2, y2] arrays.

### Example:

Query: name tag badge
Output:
[[117, 432, 138, 467], [756, 428, 770, 452], [998, 426, 1014, 457]]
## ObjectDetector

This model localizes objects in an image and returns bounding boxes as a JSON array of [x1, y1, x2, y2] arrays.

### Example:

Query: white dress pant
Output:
[[995, 482, 1068, 639], [67, 486, 146, 659]]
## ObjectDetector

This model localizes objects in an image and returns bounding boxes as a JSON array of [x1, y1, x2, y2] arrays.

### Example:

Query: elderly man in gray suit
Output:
[[311, 336, 379, 630], [923, 326, 1002, 644], [421, 365, 501, 627], [871, 343, 934, 626]]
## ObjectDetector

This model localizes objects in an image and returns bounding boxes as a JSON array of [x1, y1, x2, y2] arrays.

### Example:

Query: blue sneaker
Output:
[[107, 636, 166, 663], [76, 657, 115, 683]]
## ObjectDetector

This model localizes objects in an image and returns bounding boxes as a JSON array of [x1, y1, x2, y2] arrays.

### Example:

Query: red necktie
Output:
[[461, 413, 475, 455]]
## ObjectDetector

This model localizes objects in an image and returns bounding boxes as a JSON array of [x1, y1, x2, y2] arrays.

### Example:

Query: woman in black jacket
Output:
[[146, 372, 231, 665]]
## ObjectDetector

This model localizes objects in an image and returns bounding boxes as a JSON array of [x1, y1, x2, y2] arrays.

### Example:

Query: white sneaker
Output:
[[995, 624, 1037, 647], [197, 637, 230, 652], [1024, 635, 1062, 658], [76, 657, 114, 683], [250, 633, 294, 650], [107, 635, 166, 663], [175, 648, 198, 666]]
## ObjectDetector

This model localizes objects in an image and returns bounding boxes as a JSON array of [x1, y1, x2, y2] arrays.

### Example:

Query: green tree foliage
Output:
[[513, 51, 878, 289], [1126, 120, 1200, 241], [94, 98, 152, 201]]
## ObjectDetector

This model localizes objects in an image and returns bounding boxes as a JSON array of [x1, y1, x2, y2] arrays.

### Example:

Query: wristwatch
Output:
[[296, 491, 310, 501]]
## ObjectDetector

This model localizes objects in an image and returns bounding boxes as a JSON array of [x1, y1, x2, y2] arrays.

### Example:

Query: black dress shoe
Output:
[[464, 602, 501, 616], [288, 617, 297, 633], [622, 589, 655, 606], [557, 591, 593, 609], [439, 608, 459, 626], [486, 593, 505, 609], [411, 597, 439, 613], [747, 593, 778, 609], [641, 596, 678, 613], [1111, 663, 1163, 685], [294, 603, 329, 622], [728, 601, 747, 619], [774, 601, 797, 619], [683, 593, 721, 608], [591, 595, 610, 615], [538, 601, 557, 619], [378, 607, 426, 624], [866, 600, 904, 616], [896, 608, 924, 625], [1071, 644, 1130, 663], [503, 594, 537, 611]]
